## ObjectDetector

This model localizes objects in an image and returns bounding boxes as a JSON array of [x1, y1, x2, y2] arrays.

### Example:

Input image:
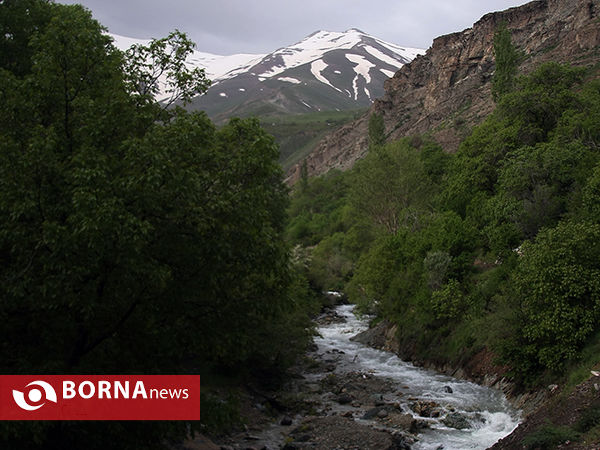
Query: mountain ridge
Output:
[[185, 28, 424, 121], [287, 0, 600, 183], [111, 29, 423, 121]]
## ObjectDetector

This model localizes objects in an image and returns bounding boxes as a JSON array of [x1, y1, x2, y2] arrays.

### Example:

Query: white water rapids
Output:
[[315, 304, 521, 449]]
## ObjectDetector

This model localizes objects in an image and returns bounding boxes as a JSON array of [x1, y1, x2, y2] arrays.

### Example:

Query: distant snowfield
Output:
[[311, 60, 343, 93], [109, 33, 265, 85], [258, 29, 422, 80], [109, 29, 425, 103]]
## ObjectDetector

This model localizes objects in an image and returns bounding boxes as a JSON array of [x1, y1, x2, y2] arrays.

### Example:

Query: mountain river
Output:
[[219, 303, 521, 449], [313, 304, 521, 449]]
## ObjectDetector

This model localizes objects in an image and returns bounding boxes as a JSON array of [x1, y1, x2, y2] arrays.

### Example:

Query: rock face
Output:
[[287, 0, 600, 183]]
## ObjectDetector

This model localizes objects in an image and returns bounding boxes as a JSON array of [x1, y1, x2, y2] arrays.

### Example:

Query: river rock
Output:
[[350, 321, 388, 349], [362, 406, 386, 420], [280, 416, 293, 426], [184, 433, 221, 449], [377, 409, 389, 418], [336, 393, 353, 404], [370, 393, 385, 406], [288, 416, 395, 449], [442, 412, 471, 430], [385, 413, 426, 433], [410, 400, 442, 418], [316, 308, 346, 325], [388, 433, 413, 450]]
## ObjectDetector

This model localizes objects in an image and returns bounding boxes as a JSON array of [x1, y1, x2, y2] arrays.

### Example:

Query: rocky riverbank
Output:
[[349, 319, 549, 417], [186, 305, 520, 450]]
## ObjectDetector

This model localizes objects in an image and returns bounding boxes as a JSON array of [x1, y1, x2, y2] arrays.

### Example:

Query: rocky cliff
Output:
[[287, 0, 600, 183]]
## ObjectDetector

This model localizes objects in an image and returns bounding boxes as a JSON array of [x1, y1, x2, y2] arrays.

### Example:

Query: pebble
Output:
[[280, 416, 293, 426]]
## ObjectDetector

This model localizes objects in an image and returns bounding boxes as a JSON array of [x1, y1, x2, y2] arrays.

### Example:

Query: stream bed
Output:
[[219, 304, 520, 449], [312, 304, 520, 449]]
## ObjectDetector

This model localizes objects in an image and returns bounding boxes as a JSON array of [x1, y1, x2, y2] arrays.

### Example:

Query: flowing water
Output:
[[315, 304, 521, 449]]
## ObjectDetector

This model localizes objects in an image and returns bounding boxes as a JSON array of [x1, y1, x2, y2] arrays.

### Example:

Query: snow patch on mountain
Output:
[[311, 60, 343, 93], [188, 53, 264, 82], [346, 54, 375, 100], [109, 33, 265, 85], [110, 28, 425, 115], [364, 45, 404, 68], [261, 29, 363, 78], [257, 29, 422, 80], [278, 77, 302, 84], [346, 54, 375, 84], [380, 68, 396, 78]]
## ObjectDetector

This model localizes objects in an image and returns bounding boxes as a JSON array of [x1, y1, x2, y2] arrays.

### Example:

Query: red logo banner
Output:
[[0, 375, 200, 420]]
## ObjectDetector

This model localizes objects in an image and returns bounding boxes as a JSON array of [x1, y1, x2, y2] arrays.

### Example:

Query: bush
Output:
[[511, 220, 600, 372], [522, 424, 579, 449]]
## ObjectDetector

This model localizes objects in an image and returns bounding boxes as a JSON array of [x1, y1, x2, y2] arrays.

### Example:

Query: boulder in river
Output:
[[362, 406, 388, 420], [389, 432, 413, 450], [442, 412, 471, 430], [410, 400, 442, 418], [385, 412, 427, 434], [336, 393, 353, 404]]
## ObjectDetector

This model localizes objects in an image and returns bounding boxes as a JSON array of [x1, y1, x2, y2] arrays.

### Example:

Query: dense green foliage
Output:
[[0, 1, 315, 447], [288, 61, 600, 385], [522, 424, 581, 449]]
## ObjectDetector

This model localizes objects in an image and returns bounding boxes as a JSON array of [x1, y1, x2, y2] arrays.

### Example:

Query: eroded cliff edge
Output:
[[287, 0, 600, 183]]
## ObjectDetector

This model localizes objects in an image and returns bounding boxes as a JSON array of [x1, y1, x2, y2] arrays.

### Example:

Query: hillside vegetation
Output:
[[288, 56, 600, 408], [261, 109, 366, 171], [0, 1, 318, 447]]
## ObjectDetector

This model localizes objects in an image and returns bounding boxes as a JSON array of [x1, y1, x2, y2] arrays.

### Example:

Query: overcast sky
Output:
[[58, 0, 532, 55]]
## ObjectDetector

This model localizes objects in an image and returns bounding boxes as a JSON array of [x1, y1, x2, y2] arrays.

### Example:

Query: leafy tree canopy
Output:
[[0, 1, 310, 447]]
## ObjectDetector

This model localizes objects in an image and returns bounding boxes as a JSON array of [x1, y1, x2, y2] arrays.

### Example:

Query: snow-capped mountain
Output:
[[111, 29, 424, 120], [110, 33, 266, 94]]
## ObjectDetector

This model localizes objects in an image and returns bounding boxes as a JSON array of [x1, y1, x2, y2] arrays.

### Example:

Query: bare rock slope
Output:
[[287, 0, 600, 183]]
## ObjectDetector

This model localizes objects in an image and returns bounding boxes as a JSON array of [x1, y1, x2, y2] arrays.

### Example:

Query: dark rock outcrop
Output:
[[287, 0, 600, 183]]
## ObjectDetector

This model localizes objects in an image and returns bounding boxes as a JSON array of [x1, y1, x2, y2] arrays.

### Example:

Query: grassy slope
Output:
[[261, 109, 367, 171]]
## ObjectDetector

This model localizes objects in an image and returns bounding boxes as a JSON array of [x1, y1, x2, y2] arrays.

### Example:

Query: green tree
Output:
[[491, 22, 521, 102], [0, 1, 302, 447], [510, 221, 600, 372], [123, 30, 211, 112], [431, 279, 464, 320], [368, 111, 386, 150], [300, 158, 309, 192], [582, 163, 600, 221], [351, 140, 432, 233]]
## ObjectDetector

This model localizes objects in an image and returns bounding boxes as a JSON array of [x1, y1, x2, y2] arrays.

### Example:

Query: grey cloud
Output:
[[59, 0, 531, 55]]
